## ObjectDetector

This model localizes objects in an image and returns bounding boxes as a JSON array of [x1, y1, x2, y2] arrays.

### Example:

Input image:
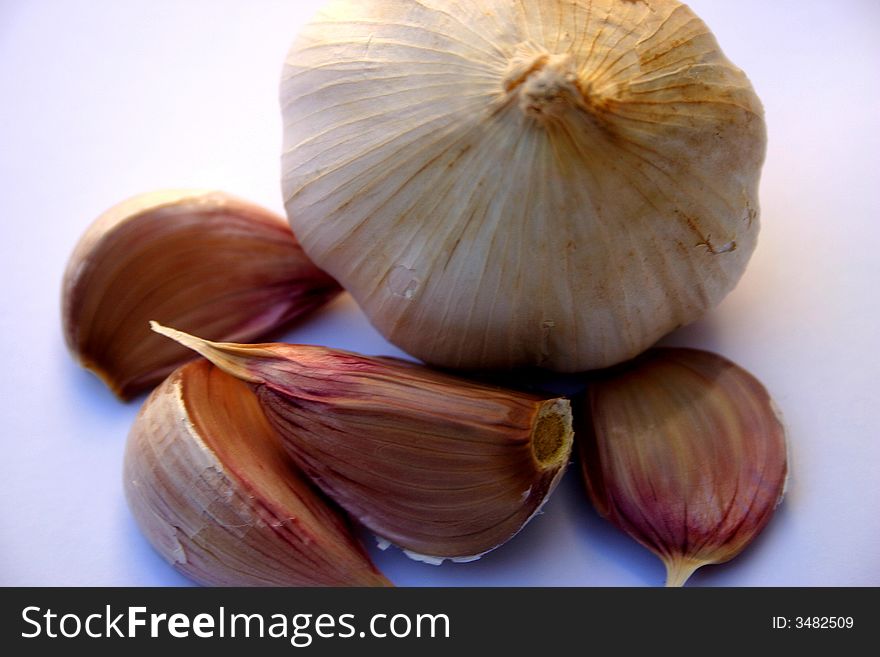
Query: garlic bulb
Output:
[[280, 0, 766, 371]]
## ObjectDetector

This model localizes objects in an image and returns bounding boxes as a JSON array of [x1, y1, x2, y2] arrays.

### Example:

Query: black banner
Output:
[[1, 587, 872, 655]]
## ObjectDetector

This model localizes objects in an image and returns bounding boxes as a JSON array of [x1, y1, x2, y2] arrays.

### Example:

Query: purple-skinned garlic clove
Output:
[[579, 348, 788, 586]]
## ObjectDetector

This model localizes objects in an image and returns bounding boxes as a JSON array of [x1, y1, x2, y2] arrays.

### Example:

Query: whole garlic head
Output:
[[281, 0, 766, 371]]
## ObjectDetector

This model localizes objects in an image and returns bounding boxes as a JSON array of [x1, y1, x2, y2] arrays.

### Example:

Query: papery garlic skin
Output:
[[124, 359, 390, 587], [281, 0, 766, 372], [580, 348, 787, 586], [62, 190, 340, 399], [152, 323, 574, 560]]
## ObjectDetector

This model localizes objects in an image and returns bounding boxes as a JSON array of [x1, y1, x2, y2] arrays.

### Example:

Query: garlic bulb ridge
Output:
[[281, 0, 766, 371]]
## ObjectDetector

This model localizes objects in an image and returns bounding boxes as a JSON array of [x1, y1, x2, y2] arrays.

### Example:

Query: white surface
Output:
[[1, 0, 878, 586]]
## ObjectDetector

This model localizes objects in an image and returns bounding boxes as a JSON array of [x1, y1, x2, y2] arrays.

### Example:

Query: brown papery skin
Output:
[[580, 348, 787, 586], [123, 360, 390, 586], [62, 190, 341, 400]]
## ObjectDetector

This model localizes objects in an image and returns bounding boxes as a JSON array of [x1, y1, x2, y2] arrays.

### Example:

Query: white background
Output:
[[1, 0, 877, 586]]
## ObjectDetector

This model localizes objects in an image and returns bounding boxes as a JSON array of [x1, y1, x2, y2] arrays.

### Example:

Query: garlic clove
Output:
[[151, 322, 574, 561], [62, 190, 341, 400], [280, 0, 765, 373], [124, 359, 390, 587], [579, 348, 788, 586]]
